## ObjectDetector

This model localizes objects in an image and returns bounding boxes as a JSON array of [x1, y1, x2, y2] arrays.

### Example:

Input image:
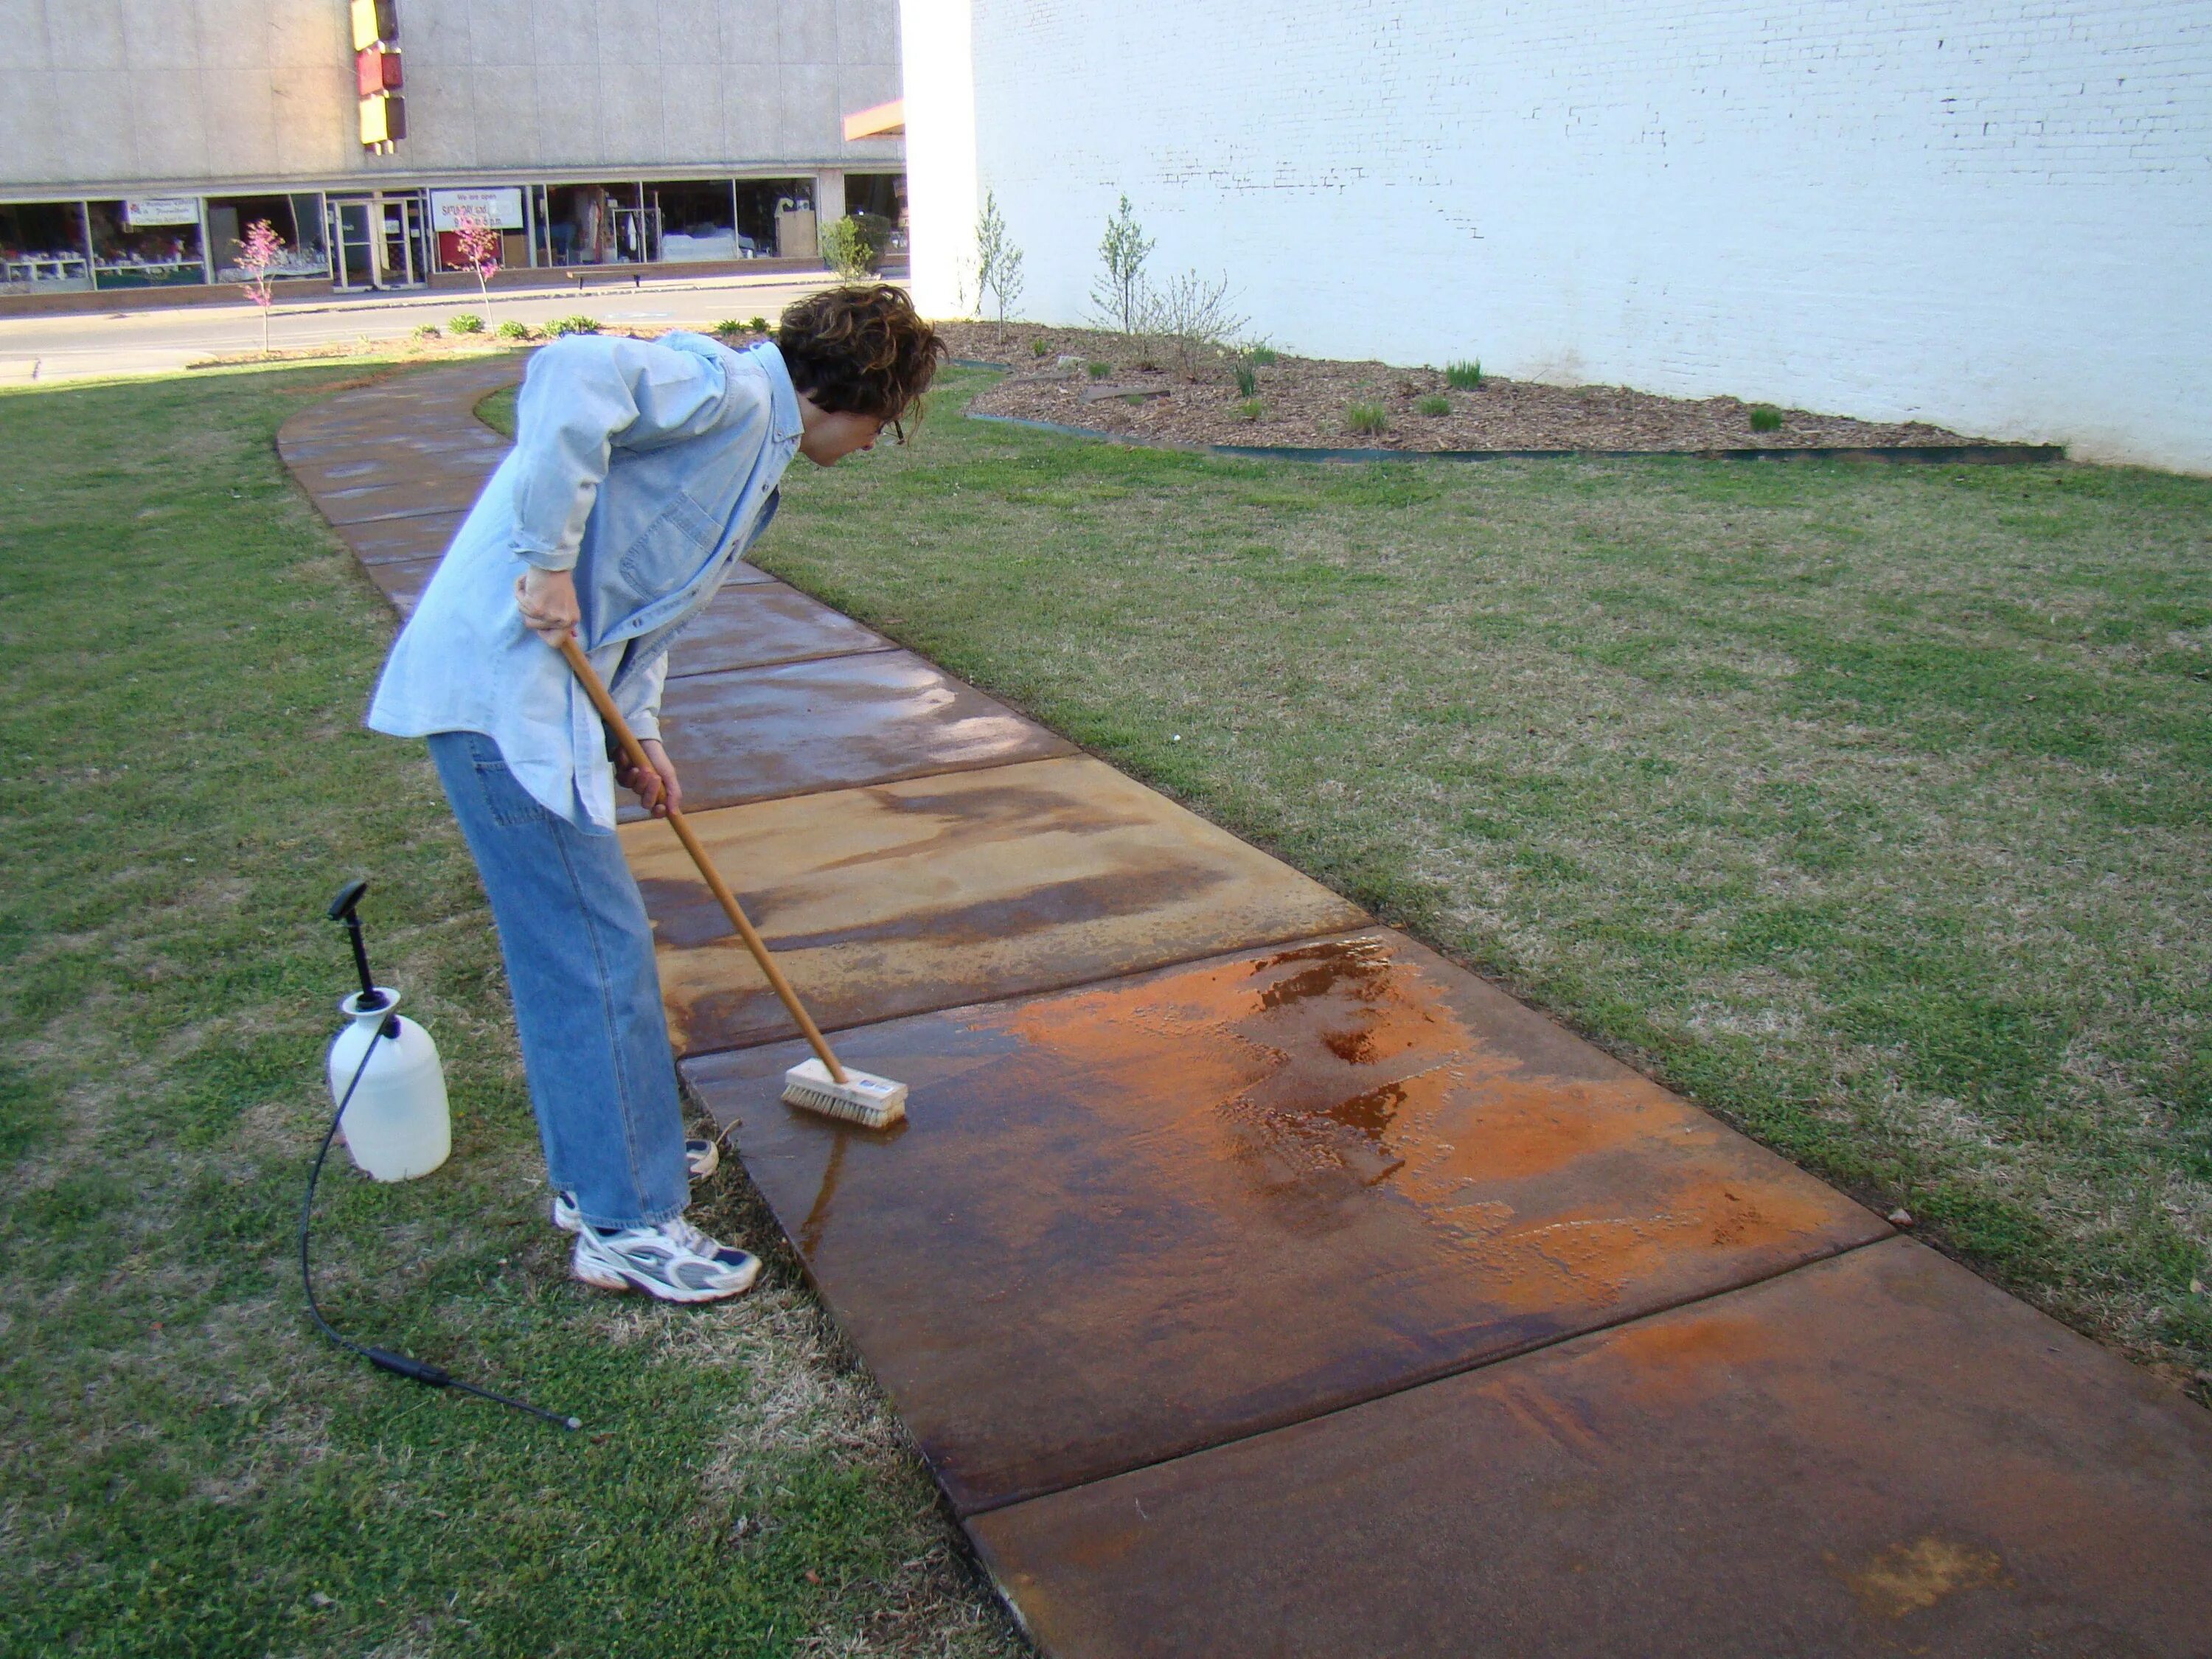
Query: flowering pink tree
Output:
[[238, 219, 285, 356], [453, 206, 501, 300]]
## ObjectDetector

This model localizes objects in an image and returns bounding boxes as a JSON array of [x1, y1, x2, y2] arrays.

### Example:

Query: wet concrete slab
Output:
[[286, 441, 508, 494], [336, 509, 468, 566], [639, 650, 1075, 813], [311, 471, 494, 525], [681, 930, 1887, 1514], [285, 404, 505, 438], [277, 369, 518, 465], [366, 554, 441, 616], [968, 1237, 2212, 1658], [631, 755, 1368, 1054], [664, 578, 895, 678]]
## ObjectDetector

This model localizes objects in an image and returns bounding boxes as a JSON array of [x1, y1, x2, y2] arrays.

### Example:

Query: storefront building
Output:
[[1, 1, 905, 304]]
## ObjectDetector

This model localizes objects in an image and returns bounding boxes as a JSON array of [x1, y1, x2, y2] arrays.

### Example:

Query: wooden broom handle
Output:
[[556, 634, 847, 1084]]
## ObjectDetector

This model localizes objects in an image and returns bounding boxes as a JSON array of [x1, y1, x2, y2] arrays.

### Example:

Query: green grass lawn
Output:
[[0, 366, 1021, 1658], [680, 366, 2208, 1385]]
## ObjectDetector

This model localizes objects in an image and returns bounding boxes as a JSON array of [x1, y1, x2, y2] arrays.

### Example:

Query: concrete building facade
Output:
[[1, 0, 904, 300], [903, 0, 2212, 473]]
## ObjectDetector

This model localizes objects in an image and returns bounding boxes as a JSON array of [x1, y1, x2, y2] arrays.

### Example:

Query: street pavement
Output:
[[0, 268, 868, 385]]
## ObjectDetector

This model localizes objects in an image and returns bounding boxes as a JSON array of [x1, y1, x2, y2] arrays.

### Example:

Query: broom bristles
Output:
[[782, 1058, 908, 1129]]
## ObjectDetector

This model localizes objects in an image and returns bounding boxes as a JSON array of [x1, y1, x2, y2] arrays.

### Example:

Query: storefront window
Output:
[[87, 198, 206, 289], [538, 182, 647, 266], [206, 193, 329, 282], [649, 180, 742, 262], [0, 201, 93, 292], [736, 179, 813, 260], [429, 187, 528, 274], [844, 173, 908, 257]]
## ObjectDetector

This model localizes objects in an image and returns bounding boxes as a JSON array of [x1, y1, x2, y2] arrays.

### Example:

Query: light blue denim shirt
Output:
[[367, 332, 801, 831]]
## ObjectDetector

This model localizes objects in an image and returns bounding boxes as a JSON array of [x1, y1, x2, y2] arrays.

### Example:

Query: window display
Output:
[[88, 199, 206, 288], [845, 173, 909, 257], [538, 183, 647, 265], [737, 179, 813, 259], [0, 201, 93, 292], [207, 194, 330, 282], [649, 180, 742, 262]]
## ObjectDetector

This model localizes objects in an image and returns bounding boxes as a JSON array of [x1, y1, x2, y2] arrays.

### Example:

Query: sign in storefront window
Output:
[[123, 197, 201, 229], [428, 188, 524, 231], [430, 188, 525, 273]]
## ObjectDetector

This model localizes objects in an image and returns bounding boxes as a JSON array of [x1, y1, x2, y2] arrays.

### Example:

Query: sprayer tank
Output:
[[327, 989, 451, 1181]]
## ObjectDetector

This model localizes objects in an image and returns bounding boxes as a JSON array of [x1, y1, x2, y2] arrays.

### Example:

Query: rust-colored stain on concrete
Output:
[[1842, 1535, 2007, 1620], [665, 578, 894, 678], [967, 1238, 2212, 1657], [630, 755, 1367, 1053], [636, 650, 1075, 814], [681, 929, 1884, 1513]]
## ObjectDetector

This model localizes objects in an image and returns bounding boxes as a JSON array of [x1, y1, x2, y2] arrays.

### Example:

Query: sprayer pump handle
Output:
[[327, 880, 369, 923]]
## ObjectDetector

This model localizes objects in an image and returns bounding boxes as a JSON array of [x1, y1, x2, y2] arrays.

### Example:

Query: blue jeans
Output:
[[428, 731, 688, 1230]]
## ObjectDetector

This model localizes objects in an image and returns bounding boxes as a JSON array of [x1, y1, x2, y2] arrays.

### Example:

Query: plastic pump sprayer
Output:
[[326, 878, 450, 1181], [301, 880, 580, 1430]]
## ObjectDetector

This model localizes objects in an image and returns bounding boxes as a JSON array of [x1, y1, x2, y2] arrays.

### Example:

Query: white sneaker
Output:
[[551, 1138, 721, 1234], [571, 1214, 761, 1303]]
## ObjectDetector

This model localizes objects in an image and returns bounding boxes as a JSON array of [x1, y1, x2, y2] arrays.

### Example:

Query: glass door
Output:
[[377, 193, 428, 287], [327, 198, 376, 289]]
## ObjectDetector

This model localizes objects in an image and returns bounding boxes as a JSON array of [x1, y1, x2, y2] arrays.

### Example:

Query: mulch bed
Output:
[[936, 321, 1985, 455]]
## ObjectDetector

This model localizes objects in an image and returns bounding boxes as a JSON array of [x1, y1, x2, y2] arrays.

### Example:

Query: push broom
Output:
[[556, 636, 908, 1130]]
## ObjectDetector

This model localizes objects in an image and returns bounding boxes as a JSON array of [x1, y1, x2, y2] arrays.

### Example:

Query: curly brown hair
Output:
[[774, 284, 945, 438]]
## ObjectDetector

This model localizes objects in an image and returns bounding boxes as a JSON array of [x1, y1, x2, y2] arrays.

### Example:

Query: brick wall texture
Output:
[[935, 0, 2210, 470]]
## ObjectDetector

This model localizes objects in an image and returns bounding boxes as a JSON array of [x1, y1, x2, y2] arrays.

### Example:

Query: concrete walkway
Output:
[[283, 360, 2212, 1658]]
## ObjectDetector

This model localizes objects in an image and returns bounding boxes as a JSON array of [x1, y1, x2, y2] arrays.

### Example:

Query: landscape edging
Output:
[[963, 409, 2067, 466]]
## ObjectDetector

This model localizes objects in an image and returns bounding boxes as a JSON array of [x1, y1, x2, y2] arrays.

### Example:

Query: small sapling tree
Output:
[[453, 206, 501, 301], [237, 218, 285, 356], [1091, 194, 1155, 334], [971, 189, 1025, 343]]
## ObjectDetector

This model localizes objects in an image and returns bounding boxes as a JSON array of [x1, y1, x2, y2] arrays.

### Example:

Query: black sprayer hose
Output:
[[300, 1023, 581, 1431]]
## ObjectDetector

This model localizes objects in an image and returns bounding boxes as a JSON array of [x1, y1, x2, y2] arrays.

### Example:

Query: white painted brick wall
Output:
[[908, 0, 2212, 471]]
